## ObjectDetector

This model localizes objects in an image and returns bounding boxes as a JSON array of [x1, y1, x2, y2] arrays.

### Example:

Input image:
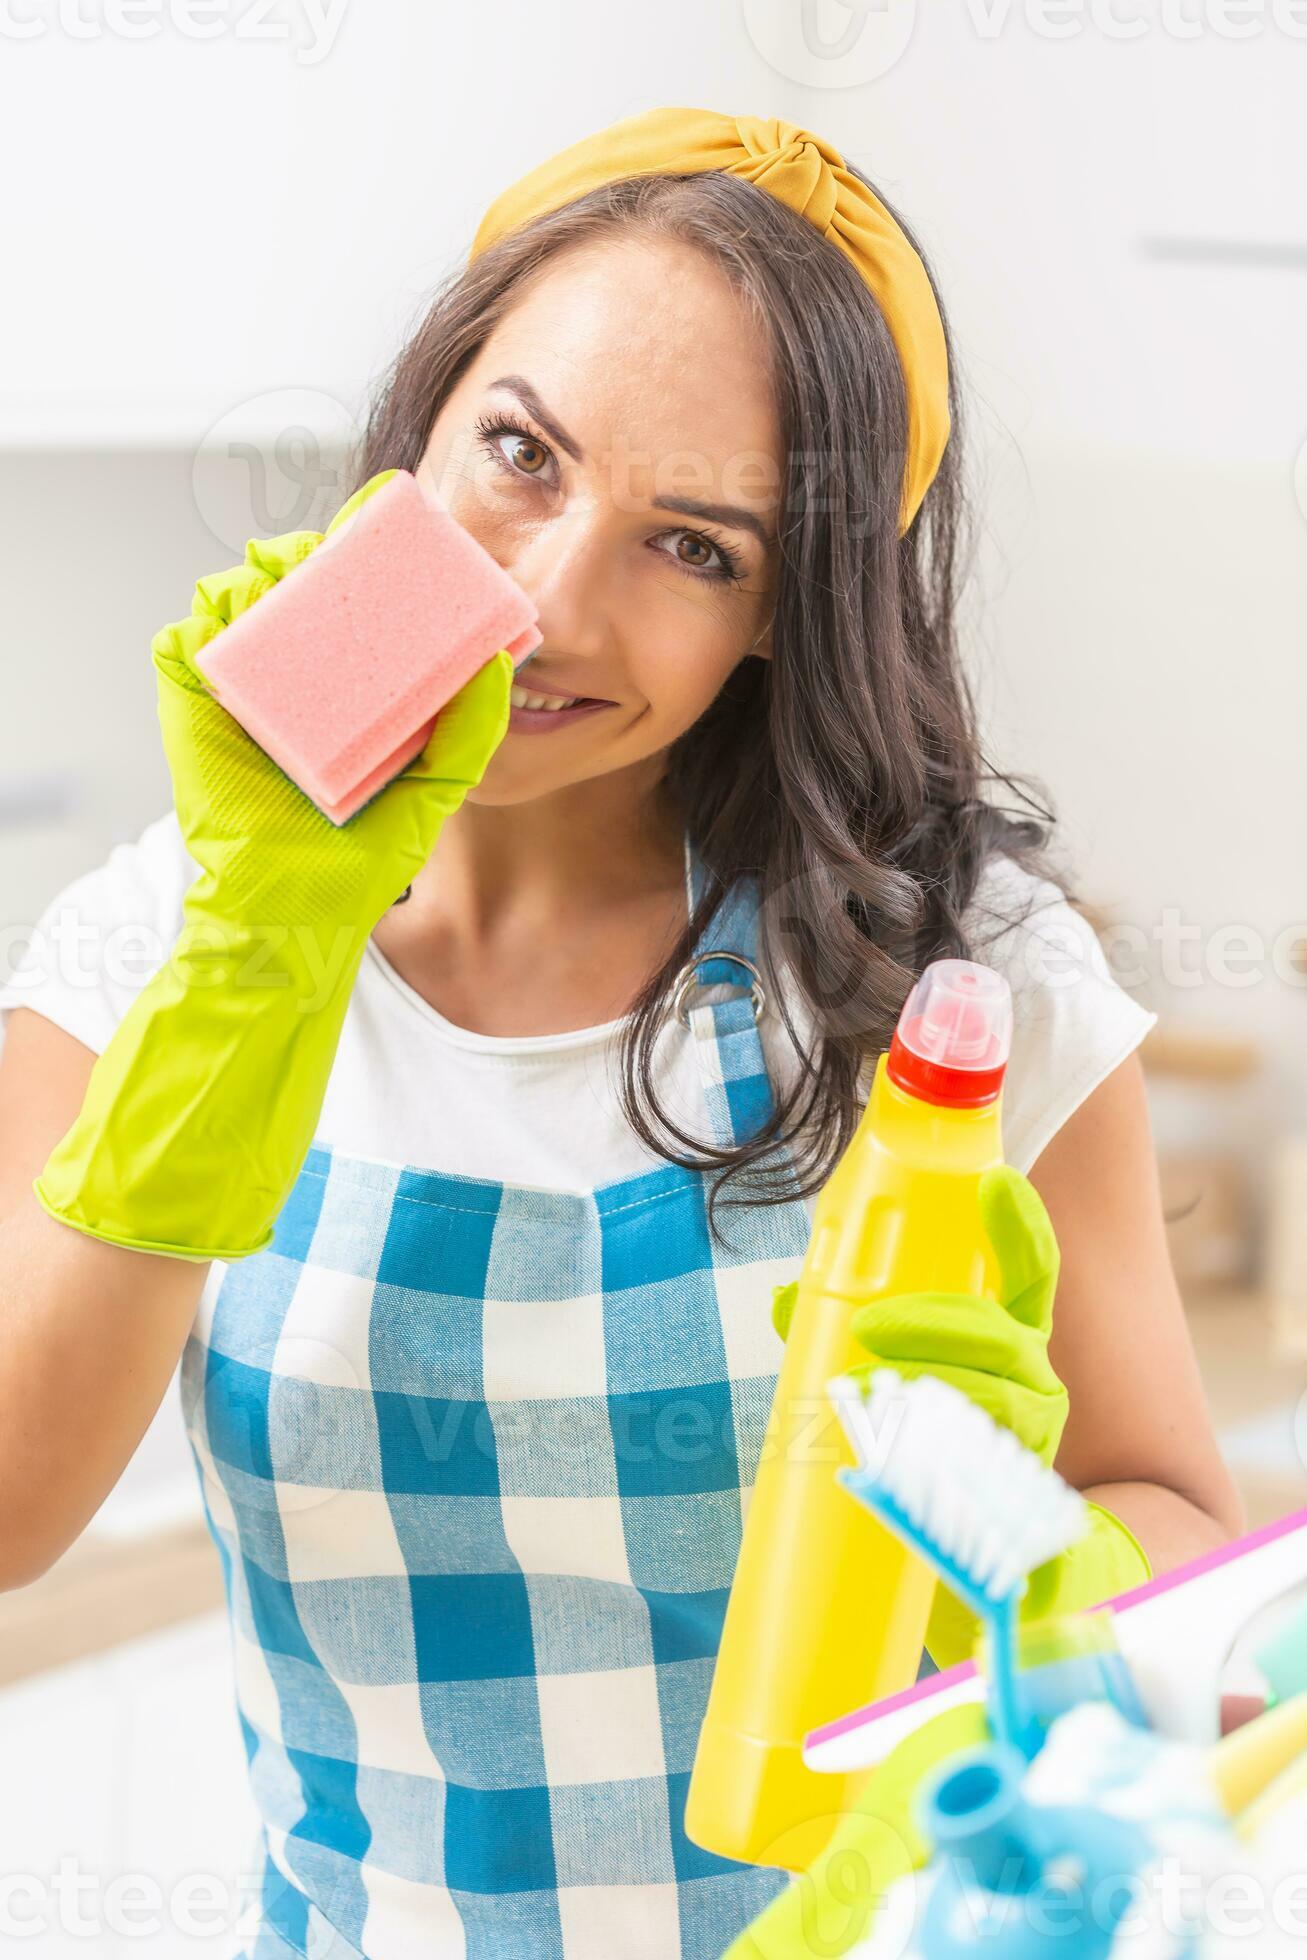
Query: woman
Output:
[[0, 108, 1241, 1959]]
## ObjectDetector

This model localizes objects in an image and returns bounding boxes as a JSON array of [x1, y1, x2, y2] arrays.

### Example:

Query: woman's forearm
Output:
[[0, 1011, 212, 1591], [0, 1195, 209, 1590]]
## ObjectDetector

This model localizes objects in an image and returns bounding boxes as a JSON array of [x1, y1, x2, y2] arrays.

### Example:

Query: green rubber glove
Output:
[[770, 1165, 1151, 1669], [35, 471, 513, 1263], [770, 1166, 1070, 1466]]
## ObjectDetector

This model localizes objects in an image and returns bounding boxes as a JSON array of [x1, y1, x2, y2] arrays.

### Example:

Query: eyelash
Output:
[[472, 411, 747, 586]]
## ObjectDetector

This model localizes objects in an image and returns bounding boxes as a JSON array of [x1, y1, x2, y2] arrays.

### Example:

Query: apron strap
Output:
[[677, 837, 776, 1154]]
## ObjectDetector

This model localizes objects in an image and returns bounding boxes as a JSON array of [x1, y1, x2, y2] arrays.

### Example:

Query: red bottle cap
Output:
[[886, 959, 1013, 1108]]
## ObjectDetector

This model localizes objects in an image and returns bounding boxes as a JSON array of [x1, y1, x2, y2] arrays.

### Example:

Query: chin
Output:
[[462, 780, 538, 809], [463, 749, 640, 808]]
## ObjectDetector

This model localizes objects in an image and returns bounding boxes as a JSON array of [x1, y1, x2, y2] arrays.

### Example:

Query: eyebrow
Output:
[[486, 374, 774, 550]]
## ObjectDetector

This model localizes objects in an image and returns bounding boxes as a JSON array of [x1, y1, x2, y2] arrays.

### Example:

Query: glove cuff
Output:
[[924, 1495, 1153, 1671], [35, 926, 369, 1262]]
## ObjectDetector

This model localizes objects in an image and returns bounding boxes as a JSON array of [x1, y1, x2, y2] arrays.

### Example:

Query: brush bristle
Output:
[[829, 1369, 1087, 1600]]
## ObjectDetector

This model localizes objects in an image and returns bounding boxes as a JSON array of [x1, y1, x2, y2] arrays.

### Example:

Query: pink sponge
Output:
[[195, 470, 540, 824]]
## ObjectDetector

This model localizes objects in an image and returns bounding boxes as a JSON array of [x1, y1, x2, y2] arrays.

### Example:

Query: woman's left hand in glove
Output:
[[771, 1163, 1070, 1469], [770, 1163, 1152, 1666]]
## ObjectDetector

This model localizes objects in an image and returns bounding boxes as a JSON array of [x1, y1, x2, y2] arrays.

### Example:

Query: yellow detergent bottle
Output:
[[685, 958, 1014, 1872]]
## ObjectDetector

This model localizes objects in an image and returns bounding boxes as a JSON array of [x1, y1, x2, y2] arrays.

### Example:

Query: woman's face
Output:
[[418, 236, 782, 807]]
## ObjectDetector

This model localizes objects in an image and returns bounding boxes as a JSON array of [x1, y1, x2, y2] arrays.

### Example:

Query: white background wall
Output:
[[0, 5, 1303, 1948], [1, 3, 1303, 449], [3, 1, 1303, 1036]]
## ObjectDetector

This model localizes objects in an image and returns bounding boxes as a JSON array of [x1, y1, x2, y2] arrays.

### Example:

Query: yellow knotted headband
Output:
[[470, 104, 950, 533]]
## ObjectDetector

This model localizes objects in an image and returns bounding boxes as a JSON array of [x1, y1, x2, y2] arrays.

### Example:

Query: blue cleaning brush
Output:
[[828, 1369, 1089, 1760]]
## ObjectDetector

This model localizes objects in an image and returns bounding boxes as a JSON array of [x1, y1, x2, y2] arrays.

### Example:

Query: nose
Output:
[[505, 505, 616, 663]]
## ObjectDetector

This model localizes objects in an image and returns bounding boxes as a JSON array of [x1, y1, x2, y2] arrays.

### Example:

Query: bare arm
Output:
[[1031, 1050, 1247, 1573], [0, 1008, 211, 1590]]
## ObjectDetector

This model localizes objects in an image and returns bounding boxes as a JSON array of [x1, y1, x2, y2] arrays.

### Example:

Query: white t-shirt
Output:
[[0, 810, 1156, 1196]]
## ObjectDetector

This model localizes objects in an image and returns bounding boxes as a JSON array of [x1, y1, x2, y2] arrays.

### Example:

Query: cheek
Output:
[[419, 430, 530, 550], [624, 628, 744, 740], [633, 553, 757, 698]]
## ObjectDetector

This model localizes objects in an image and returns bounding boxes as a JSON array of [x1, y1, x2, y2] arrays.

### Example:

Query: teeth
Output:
[[510, 684, 576, 712]]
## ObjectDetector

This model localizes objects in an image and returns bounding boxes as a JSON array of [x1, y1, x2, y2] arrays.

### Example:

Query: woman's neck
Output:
[[431, 759, 686, 931], [371, 758, 692, 1036]]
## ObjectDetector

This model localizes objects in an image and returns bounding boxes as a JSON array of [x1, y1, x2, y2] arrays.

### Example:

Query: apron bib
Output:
[[181, 858, 813, 1960]]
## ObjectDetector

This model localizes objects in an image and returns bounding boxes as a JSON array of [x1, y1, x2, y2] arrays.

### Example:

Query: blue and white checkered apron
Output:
[[180, 853, 815, 1959]]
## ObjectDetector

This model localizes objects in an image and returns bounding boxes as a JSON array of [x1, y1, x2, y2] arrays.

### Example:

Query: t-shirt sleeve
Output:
[[964, 852, 1157, 1173], [0, 809, 197, 1060]]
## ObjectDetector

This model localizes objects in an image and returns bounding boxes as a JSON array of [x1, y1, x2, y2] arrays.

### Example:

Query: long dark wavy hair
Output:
[[351, 167, 1060, 1216]]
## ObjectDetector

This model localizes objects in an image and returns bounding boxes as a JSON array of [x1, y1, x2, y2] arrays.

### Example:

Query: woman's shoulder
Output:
[[962, 850, 1157, 1171], [965, 848, 1090, 963], [0, 808, 198, 1057]]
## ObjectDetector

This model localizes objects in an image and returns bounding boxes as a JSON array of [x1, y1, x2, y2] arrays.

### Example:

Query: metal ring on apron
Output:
[[671, 950, 767, 1029]]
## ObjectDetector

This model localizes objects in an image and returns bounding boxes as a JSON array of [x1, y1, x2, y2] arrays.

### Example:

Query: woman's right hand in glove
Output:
[[160, 468, 512, 942], [34, 472, 513, 1265]]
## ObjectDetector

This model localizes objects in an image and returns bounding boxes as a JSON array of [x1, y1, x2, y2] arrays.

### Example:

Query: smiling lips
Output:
[[506, 679, 615, 731]]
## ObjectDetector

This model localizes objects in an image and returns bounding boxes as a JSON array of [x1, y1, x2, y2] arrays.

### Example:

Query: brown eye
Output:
[[676, 534, 712, 568], [509, 435, 547, 475], [653, 525, 746, 584], [473, 412, 559, 487]]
